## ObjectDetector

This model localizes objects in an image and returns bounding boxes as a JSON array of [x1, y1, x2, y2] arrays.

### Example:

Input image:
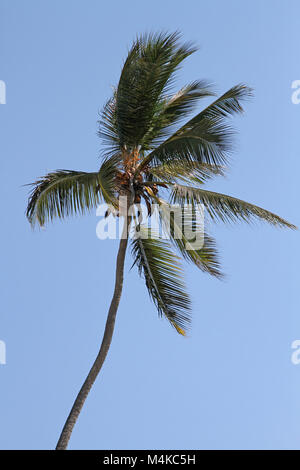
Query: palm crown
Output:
[[26, 31, 295, 337]]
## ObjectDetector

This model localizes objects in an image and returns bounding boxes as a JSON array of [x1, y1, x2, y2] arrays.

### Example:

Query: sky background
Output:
[[0, 0, 299, 450]]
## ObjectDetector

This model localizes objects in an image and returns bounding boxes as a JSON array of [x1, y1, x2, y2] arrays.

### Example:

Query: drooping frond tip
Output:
[[131, 225, 192, 335]]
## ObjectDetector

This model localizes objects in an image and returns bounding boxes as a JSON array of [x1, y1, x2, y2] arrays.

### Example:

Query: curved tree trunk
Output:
[[56, 215, 131, 450]]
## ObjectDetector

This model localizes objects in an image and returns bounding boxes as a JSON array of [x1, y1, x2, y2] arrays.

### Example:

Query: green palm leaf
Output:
[[158, 80, 215, 125], [26, 158, 118, 227], [131, 225, 191, 335], [148, 160, 225, 184], [113, 31, 197, 149], [138, 84, 252, 170], [140, 80, 215, 150], [158, 199, 223, 278], [170, 183, 296, 228], [98, 93, 119, 155]]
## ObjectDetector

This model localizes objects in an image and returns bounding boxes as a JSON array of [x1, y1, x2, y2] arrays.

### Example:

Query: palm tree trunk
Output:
[[56, 214, 131, 450]]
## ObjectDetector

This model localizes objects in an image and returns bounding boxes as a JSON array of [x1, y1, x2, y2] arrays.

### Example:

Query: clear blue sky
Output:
[[0, 0, 299, 450]]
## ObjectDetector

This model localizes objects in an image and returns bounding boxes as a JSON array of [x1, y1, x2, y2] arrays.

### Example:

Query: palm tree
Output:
[[26, 31, 296, 450]]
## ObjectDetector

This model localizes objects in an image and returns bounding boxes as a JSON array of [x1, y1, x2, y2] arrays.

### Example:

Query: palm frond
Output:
[[157, 199, 223, 278], [26, 157, 118, 227], [138, 84, 252, 171], [159, 80, 215, 124], [97, 93, 119, 154], [170, 184, 297, 228], [140, 80, 215, 150], [148, 160, 225, 184], [114, 31, 197, 149], [131, 225, 191, 335]]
